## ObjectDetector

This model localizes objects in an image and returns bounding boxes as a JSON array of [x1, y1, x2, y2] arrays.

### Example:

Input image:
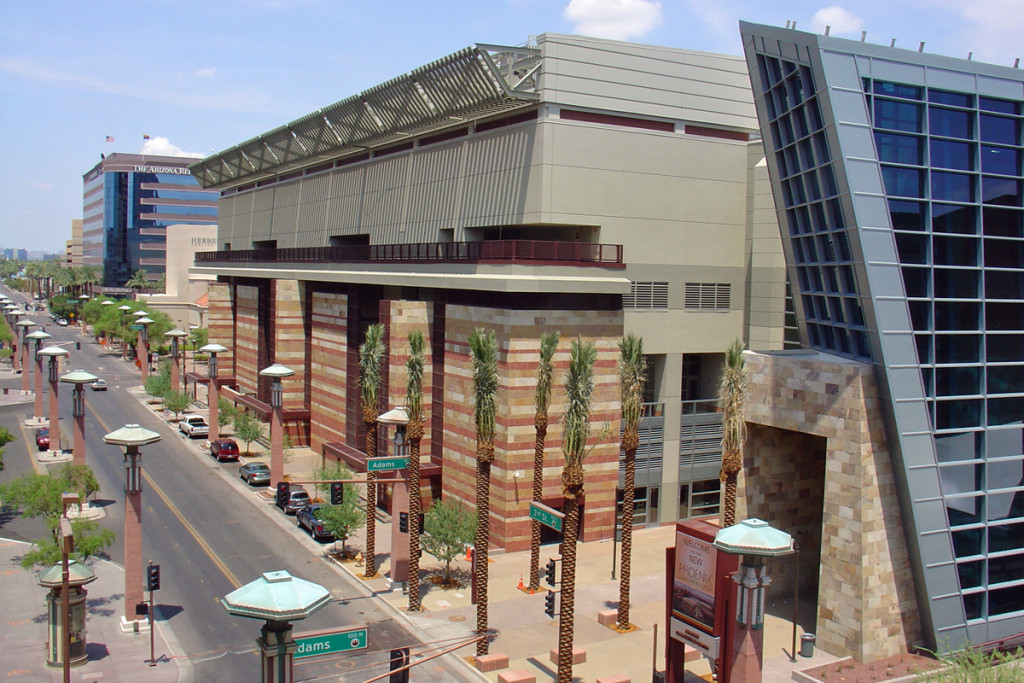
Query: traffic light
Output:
[[146, 563, 161, 591], [544, 590, 556, 618], [544, 558, 557, 587], [399, 511, 409, 534], [418, 512, 424, 534], [330, 482, 344, 505], [276, 482, 289, 508]]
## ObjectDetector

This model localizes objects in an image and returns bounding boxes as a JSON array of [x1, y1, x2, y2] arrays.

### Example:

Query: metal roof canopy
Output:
[[190, 43, 540, 190]]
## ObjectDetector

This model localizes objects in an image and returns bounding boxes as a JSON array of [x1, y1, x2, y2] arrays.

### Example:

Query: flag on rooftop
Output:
[[105, 136, 114, 142], [143, 134, 150, 140]]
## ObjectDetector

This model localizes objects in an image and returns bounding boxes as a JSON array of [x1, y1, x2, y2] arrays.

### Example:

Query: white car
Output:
[[178, 415, 210, 438]]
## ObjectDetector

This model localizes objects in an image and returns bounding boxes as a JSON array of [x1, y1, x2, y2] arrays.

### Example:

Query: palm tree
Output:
[[125, 269, 151, 293], [528, 330, 559, 592], [469, 328, 499, 657], [616, 333, 646, 630], [359, 323, 386, 578], [405, 329, 426, 612], [557, 337, 598, 683], [719, 339, 748, 527]]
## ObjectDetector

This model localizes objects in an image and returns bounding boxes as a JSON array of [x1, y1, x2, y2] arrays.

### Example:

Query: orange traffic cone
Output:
[[517, 575, 524, 590], [465, 546, 473, 563]]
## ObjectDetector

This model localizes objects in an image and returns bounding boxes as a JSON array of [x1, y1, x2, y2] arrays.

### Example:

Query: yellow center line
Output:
[[90, 407, 242, 589]]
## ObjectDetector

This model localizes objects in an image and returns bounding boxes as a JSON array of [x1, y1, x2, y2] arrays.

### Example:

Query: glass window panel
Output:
[[988, 334, 1024, 362], [936, 366, 981, 395], [875, 81, 922, 99], [988, 429, 1024, 459], [896, 233, 928, 264], [952, 527, 984, 555], [988, 366, 1024, 395], [930, 107, 973, 139], [875, 99, 923, 132], [981, 146, 1021, 176], [982, 177, 1021, 206], [934, 301, 979, 330], [936, 431, 983, 462], [909, 300, 931, 330], [902, 266, 930, 298], [814, 133, 831, 166], [916, 335, 933, 367], [939, 463, 984, 495], [986, 303, 1024, 331], [841, 266, 857, 293], [846, 299, 865, 326], [933, 269, 978, 299], [889, 200, 927, 230], [876, 132, 923, 165], [933, 235, 977, 266], [931, 139, 974, 170], [821, 164, 838, 196], [935, 335, 980, 364], [983, 207, 1023, 237], [936, 398, 982, 429], [958, 560, 985, 589], [989, 396, 1024, 426], [990, 584, 1024, 617], [929, 90, 973, 107], [883, 166, 924, 197], [989, 521, 1024, 553], [933, 203, 977, 234], [963, 592, 985, 620], [986, 270, 1024, 299], [989, 459, 1024, 494], [980, 114, 1020, 144], [931, 171, 974, 202], [984, 238, 1024, 268], [980, 97, 1019, 115]]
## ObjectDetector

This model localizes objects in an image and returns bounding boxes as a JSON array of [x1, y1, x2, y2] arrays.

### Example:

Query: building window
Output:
[[624, 281, 668, 309], [684, 283, 730, 310]]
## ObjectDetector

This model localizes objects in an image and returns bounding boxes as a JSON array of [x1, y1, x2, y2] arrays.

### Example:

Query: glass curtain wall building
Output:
[[740, 23, 1023, 651], [82, 153, 218, 287]]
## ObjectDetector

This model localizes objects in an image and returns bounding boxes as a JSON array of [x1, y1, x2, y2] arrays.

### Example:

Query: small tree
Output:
[[420, 498, 475, 586], [0, 463, 115, 568], [218, 397, 237, 430], [0, 425, 14, 471], [233, 412, 263, 455], [164, 390, 192, 421], [144, 372, 171, 403], [311, 462, 352, 501], [317, 497, 365, 556]]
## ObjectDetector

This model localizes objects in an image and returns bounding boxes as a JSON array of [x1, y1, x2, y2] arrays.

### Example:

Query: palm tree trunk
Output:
[[407, 425, 422, 611], [722, 472, 738, 528], [557, 494, 581, 683], [528, 415, 547, 592], [364, 421, 377, 578], [617, 446, 636, 630], [475, 458, 491, 656]]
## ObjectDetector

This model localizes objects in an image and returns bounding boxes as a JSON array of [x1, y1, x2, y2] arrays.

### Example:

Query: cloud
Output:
[[563, 0, 663, 41], [140, 137, 205, 159], [811, 5, 864, 36], [949, 0, 1024, 64], [194, 67, 217, 79], [25, 182, 53, 190]]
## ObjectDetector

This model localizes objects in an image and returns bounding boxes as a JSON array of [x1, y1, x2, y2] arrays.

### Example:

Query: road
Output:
[[0, 291, 472, 681]]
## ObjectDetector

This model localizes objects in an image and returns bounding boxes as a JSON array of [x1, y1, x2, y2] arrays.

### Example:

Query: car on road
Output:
[[90, 378, 107, 391], [35, 427, 49, 451], [210, 438, 240, 462], [239, 462, 271, 486], [276, 486, 311, 515], [296, 504, 335, 541], [56, 318, 68, 326], [178, 414, 209, 439]]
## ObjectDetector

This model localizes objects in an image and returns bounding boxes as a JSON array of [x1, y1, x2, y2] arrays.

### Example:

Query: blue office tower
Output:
[[741, 22, 1023, 653]]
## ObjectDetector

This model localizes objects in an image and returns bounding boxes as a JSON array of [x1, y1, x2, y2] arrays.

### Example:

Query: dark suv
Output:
[[276, 486, 311, 515]]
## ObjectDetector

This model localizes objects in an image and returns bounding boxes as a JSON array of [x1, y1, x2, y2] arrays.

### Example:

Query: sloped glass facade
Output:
[[742, 23, 1024, 651]]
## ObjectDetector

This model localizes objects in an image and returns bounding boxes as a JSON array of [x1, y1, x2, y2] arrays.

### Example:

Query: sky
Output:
[[1, 0, 1021, 255]]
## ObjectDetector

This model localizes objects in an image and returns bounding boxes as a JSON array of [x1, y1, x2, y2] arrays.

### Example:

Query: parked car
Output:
[[276, 486, 311, 515], [239, 462, 271, 486], [90, 379, 107, 391], [296, 504, 335, 541], [35, 427, 49, 451], [210, 438, 240, 462], [56, 318, 68, 326], [178, 415, 209, 439]]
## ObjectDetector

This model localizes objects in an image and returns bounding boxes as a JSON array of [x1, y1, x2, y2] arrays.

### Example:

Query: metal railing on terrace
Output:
[[195, 240, 624, 267]]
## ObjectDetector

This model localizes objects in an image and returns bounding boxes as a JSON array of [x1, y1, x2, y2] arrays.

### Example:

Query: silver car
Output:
[[239, 462, 271, 486]]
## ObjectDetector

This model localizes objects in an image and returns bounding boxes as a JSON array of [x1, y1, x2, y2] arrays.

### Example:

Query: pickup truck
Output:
[[178, 415, 210, 439]]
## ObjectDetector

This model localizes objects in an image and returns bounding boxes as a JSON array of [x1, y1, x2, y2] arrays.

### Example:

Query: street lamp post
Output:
[[77, 294, 89, 330], [260, 364, 295, 487], [117, 305, 132, 360], [103, 424, 161, 629], [165, 329, 187, 394], [200, 343, 228, 442], [713, 519, 795, 683], [60, 370, 99, 466], [16, 319, 33, 392], [378, 407, 411, 589], [38, 345, 70, 454], [135, 316, 153, 380], [26, 329, 51, 424], [7, 307, 23, 373]]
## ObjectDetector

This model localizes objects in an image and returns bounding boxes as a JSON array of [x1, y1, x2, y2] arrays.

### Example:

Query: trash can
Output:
[[800, 633, 816, 658], [2, 387, 8, 395]]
